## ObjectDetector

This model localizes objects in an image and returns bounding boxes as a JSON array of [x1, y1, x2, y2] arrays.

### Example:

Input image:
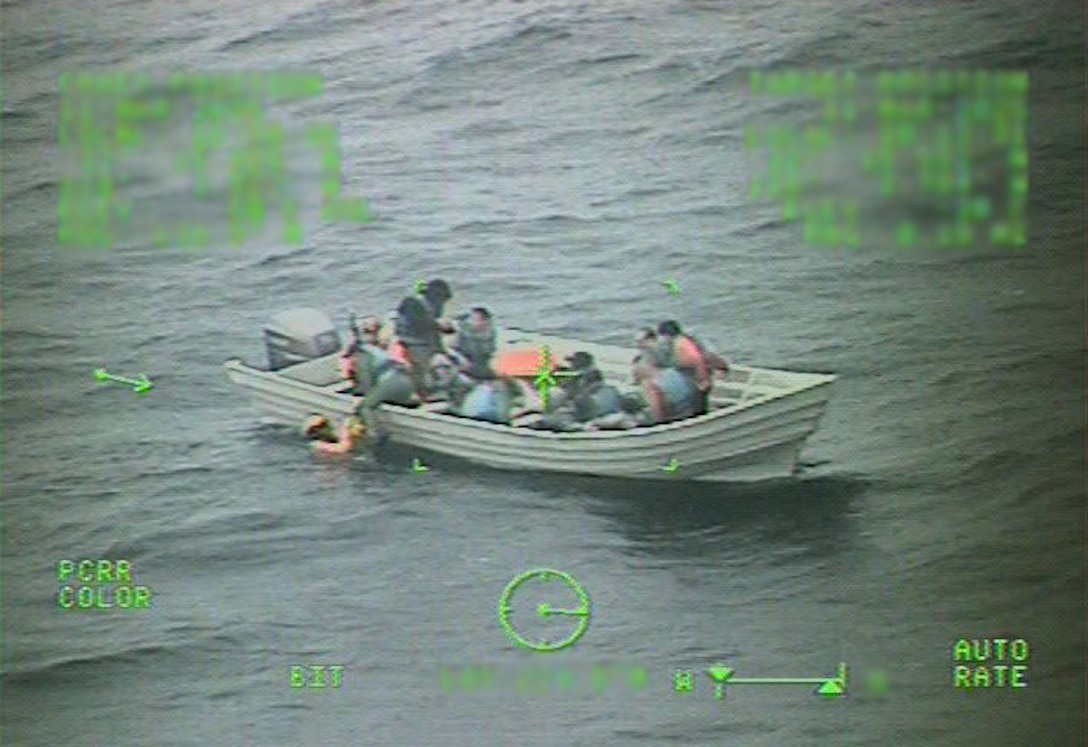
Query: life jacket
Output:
[[395, 296, 441, 348]]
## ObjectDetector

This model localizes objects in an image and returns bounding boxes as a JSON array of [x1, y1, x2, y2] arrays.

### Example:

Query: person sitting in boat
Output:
[[456, 376, 524, 425], [303, 414, 366, 455], [562, 351, 602, 400], [524, 351, 608, 431], [656, 320, 714, 416], [632, 327, 668, 372], [429, 353, 474, 407], [571, 368, 624, 423], [633, 354, 699, 424], [395, 279, 455, 399], [453, 306, 498, 380]]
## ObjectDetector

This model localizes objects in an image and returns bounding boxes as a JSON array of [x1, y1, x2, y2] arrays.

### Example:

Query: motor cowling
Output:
[[263, 308, 341, 371]]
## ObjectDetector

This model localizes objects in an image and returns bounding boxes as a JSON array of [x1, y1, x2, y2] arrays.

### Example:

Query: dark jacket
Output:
[[395, 296, 444, 350]]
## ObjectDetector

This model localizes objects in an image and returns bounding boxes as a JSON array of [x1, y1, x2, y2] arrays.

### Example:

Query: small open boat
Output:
[[224, 311, 836, 482]]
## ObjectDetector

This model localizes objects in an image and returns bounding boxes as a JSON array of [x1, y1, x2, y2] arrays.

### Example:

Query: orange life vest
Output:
[[388, 340, 410, 365]]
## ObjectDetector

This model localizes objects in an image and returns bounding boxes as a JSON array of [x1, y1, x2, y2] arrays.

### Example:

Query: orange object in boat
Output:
[[493, 348, 562, 377]]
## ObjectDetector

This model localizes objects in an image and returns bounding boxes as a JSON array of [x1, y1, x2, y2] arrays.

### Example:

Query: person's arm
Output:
[[338, 353, 357, 381], [708, 351, 731, 374], [311, 423, 354, 454], [696, 337, 731, 374]]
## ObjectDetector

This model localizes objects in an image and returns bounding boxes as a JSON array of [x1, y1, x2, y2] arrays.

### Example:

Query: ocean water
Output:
[[1, 1, 1084, 745]]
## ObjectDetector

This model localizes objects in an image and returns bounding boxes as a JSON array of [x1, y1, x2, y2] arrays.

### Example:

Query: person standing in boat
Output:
[[395, 279, 455, 399], [656, 320, 713, 416], [342, 340, 416, 440]]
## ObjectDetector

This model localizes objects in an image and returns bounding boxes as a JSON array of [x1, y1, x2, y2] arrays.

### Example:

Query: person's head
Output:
[[359, 316, 382, 345], [467, 306, 493, 332], [636, 327, 658, 349], [424, 279, 453, 308], [567, 351, 595, 371], [657, 320, 682, 338], [303, 414, 335, 442]]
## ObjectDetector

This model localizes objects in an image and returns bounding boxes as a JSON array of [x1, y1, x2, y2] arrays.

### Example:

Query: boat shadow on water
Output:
[[373, 442, 869, 562], [577, 473, 870, 562]]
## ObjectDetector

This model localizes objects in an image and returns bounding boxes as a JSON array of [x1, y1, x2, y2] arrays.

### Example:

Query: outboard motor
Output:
[[263, 308, 341, 371]]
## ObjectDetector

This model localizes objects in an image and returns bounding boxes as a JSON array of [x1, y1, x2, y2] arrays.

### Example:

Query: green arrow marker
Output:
[[663, 279, 681, 296], [816, 679, 845, 698], [411, 458, 429, 473], [707, 665, 734, 699], [533, 346, 578, 410], [707, 665, 734, 683], [661, 457, 681, 473], [94, 368, 153, 394], [414, 279, 427, 294]]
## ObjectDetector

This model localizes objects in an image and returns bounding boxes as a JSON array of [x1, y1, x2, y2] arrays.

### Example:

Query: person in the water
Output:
[[303, 414, 366, 455]]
